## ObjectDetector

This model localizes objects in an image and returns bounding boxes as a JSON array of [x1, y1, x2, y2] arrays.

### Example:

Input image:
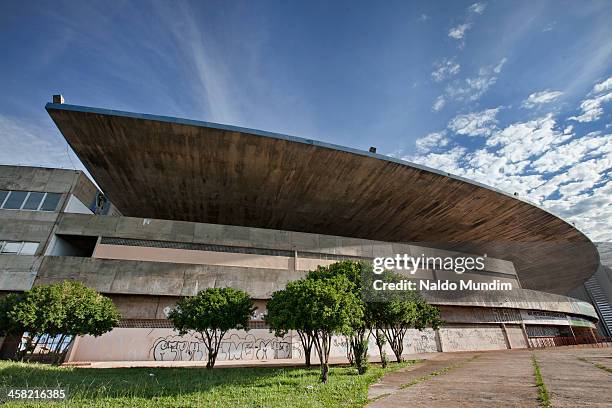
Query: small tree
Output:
[[308, 261, 370, 374], [168, 287, 255, 369], [369, 291, 441, 363], [265, 282, 315, 367], [298, 275, 363, 383], [8, 281, 121, 363]]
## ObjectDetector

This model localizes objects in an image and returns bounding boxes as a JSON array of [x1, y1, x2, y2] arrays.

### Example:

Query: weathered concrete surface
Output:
[[367, 352, 477, 401], [369, 348, 612, 408], [535, 348, 612, 407], [46, 104, 599, 295], [368, 350, 539, 407]]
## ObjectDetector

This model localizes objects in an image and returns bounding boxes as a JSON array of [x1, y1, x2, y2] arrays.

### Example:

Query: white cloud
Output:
[[569, 92, 612, 122], [542, 22, 556, 32], [444, 58, 506, 103], [448, 108, 500, 137], [448, 23, 471, 40], [593, 76, 612, 94], [406, 146, 467, 175], [415, 132, 449, 154], [418, 14, 429, 22], [432, 58, 461, 82], [469, 2, 487, 14], [405, 85, 612, 241], [532, 132, 611, 172], [569, 76, 612, 123], [487, 115, 572, 163], [522, 90, 563, 109], [432, 95, 446, 112]]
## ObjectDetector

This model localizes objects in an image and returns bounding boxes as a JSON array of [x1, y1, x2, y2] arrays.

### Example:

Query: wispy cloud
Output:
[[469, 2, 487, 15], [0, 114, 83, 170], [433, 57, 506, 109], [448, 108, 501, 137], [431, 58, 461, 82], [569, 76, 612, 122], [521, 90, 563, 109], [448, 23, 472, 41], [448, 2, 488, 48]]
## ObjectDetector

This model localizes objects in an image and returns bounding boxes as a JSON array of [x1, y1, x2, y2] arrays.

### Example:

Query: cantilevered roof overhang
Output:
[[46, 103, 599, 295]]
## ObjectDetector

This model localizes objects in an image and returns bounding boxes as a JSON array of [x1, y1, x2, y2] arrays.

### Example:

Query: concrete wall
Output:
[[67, 327, 442, 363]]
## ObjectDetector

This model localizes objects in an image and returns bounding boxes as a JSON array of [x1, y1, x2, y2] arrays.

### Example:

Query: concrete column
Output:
[[569, 325, 578, 345], [501, 323, 511, 349], [590, 328, 598, 344], [520, 322, 531, 349], [435, 329, 443, 352], [293, 250, 298, 271]]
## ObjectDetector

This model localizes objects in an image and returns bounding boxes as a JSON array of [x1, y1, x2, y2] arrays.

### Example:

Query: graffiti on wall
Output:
[[150, 333, 302, 362]]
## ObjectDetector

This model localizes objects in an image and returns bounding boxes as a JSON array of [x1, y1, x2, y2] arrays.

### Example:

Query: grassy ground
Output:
[[0, 360, 414, 407]]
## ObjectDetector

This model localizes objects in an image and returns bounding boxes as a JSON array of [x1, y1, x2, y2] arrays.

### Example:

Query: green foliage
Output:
[[0, 359, 415, 408], [366, 273, 442, 362], [10, 281, 120, 339], [168, 287, 255, 369], [266, 281, 317, 366], [0, 293, 24, 336]]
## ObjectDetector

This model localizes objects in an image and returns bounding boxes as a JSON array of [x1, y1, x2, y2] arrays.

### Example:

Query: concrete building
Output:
[[0, 100, 605, 363]]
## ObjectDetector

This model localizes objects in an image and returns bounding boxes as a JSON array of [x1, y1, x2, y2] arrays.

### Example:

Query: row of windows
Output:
[[0, 241, 39, 255], [0, 190, 62, 212]]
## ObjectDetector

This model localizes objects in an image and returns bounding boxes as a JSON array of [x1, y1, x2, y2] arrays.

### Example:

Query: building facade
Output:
[[0, 100, 605, 363]]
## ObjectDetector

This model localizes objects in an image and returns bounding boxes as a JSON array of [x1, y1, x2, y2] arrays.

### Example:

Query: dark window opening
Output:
[[49, 234, 97, 257]]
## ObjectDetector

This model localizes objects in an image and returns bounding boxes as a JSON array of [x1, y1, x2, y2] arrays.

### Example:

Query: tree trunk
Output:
[[372, 328, 387, 368], [351, 329, 369, 374], [298, 331, 314, 367]]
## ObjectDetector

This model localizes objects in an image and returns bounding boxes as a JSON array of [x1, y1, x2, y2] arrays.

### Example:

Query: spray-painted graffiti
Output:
[[150, 333, 302, 362]]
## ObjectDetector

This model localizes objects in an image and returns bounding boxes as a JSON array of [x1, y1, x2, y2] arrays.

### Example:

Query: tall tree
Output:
[[265, 281, 315, 367], [168, 287, 255, 369], [308, 260, 370, 374], [297, 275, 363, 383]]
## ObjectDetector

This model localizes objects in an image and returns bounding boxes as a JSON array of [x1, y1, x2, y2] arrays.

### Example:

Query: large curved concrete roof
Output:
[[46, 103, 599, 295]]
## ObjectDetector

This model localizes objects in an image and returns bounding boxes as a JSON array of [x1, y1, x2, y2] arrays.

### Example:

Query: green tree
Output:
[[9, 281, 121, 363], [168, 287, 255, 369], [299, 274, 363, 383], [308, 260, 370, 374], [0, 293, 24, 336], [368, 289, 442, 363], [265, 282, 315, 367]]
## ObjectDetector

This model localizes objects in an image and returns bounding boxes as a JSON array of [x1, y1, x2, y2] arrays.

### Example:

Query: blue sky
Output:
[[0, 0, 610, 241]]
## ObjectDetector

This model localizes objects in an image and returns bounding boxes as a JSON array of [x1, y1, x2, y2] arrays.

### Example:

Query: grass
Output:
[[0, 360, 415, 407], [531, 355, 551, 408], [576, 356, 612, 373]]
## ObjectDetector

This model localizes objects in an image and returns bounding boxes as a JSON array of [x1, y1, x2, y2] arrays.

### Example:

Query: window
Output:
[[0, 190, 63, 211], [40, 193, 62, 211], [3, 191, 28, 209], [22, 192, 45, 210], [0, 190, 8, 206], [20, 242, 39, 255], [0, 241, 39, 255], [1, 242, 22, 254]]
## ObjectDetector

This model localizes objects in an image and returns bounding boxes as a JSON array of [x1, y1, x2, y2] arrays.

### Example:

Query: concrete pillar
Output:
[[569, 325, 578, 345], [520, 322, 531, 349], [501, 323, 511, 349], [293, 250, 298, 271], [590, 328, 598, 344], [435, 329, 444, 352]]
